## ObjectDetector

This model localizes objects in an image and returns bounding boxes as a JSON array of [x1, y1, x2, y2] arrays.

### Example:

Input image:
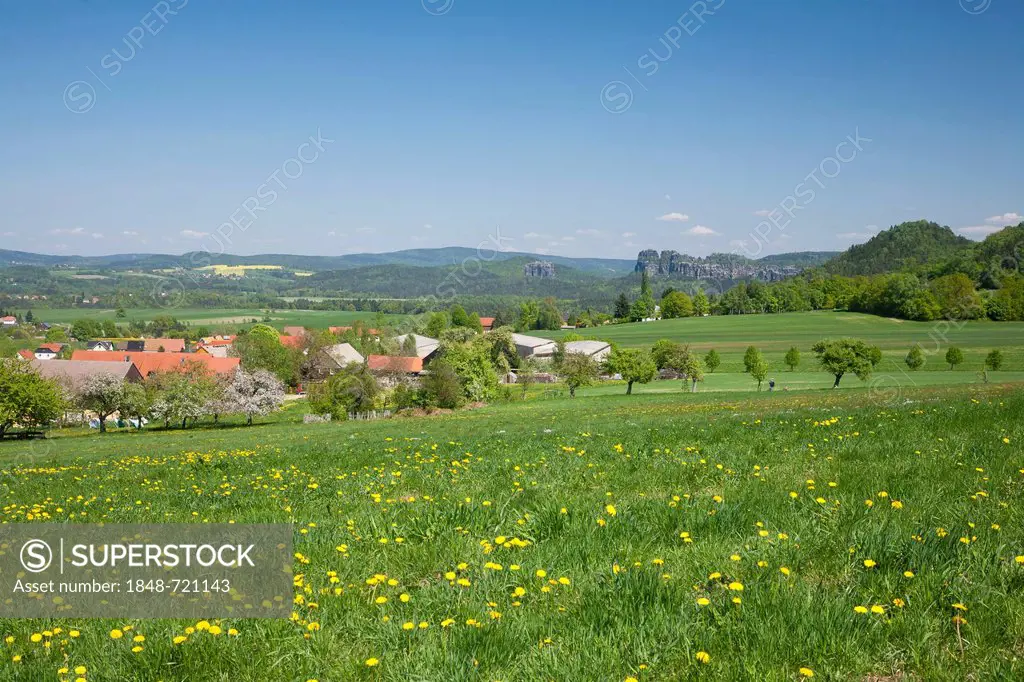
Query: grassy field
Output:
[[544, 311, 1024, 373], [26, 308, 404, 331], [0, 385, 1022, 680], [568, 370, 1024, 397]]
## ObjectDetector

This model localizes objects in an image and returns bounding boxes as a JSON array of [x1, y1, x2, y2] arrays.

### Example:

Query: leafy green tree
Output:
[[905, 345, 925, 371], [985, 349, 1003, 371], [308, 363, 380, 418], [44, 327, 68, 343], [746, 348, 768, 390], [811, 338, 882, 388], [629, 275, 656, 321], [660, 291, 694, 319], [437, 336, 499, 401], [449, 304, 471, 328], [517, 357, 538, 398], [71, 319, 101, 342], [517, 300, 540, 331], [704, 349, 721, 373], [784, 346, 801, 371], [560, 352, 598, 397], [0, 361, 65, 437], [743, 346, 760, 374], [605, 348, 657, 395], [652, 339, 685, 370], [400, 335, 418, 357], [929, 273, 983, 320], [231, 324, 293, 383], [25, 310, 33, 323], [536, 298, 563, 331], [421, 361, 463, 409], [118, 382, 152, 429], [484, 326, 519, 373], [681, 350, 705, 392], [693, 289, 710, 316], [613, 293, 630, 319], [424, 311, 449, 338], [467, 312, 484, 333], [945, 347, 964, 370]]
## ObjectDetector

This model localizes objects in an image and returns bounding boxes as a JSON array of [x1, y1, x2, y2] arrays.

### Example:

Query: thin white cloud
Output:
[[122, 230, 139, 237], [180, 230, 209, 239], [753, 209, 771, 217], [576, 229, 602, 236], [523, 231, 540, 238], [423, 223, 433, 230], [729, 239, 749, 249], [985, 212, 1021, 226], [1, 231, 14, 237], [685, 225, 718, 236], [836, 232, 875, 240], [560, 236, 575, 242], [90, 232, 104, 239], [621, 232, 636, 238], [326, 230, 336, 237], [664, 194, 672, 201], [656, 212, 689, 222], [958, 225, 1001, 236], [50, 227, 85, 236], [356, 226, 375, 234]]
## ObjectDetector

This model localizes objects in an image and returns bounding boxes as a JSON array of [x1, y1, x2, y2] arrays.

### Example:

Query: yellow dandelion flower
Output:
[[696, 651, 711, 664]]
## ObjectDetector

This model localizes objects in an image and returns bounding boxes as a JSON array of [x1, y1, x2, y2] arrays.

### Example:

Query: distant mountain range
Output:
[[0, 246, 828, 279], [0, 247, 637, 277]]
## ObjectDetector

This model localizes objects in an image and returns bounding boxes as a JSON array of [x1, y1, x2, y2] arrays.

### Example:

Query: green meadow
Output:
[[0, 384, 1022, 680], [25, 308, 404, 331], [543, 311, 1024, 373]]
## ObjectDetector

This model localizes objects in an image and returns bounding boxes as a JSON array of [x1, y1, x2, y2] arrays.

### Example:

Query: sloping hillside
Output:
[[824, 221, 972, 275]]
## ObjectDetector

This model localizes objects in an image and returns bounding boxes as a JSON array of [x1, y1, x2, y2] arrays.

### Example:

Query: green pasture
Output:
[[0, 385, 1022, 680]]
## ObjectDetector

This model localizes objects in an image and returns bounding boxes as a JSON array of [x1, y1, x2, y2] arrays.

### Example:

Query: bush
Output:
[[422, 362, 464, 409]]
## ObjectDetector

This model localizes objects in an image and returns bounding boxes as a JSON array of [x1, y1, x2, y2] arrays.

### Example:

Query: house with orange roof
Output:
[[479, 317, 495, 331], [367, 355, 423, 375]]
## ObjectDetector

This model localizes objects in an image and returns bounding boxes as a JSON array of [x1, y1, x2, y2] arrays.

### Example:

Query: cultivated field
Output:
[[1, 385, 1022, 680]]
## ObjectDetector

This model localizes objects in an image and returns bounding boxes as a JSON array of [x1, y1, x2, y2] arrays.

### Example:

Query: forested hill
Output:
[[823, 221, 973, 275]]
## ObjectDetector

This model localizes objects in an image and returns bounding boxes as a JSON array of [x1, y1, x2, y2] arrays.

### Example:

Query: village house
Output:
[[367, 355, 423, 387], [32, 343, 66, 361], [393, 333, 440, 363], [511, 333, 558, 360], [31, 359, 144, 391]]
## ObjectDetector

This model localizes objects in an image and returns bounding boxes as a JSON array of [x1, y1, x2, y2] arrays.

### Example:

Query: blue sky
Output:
[[0, 0, 1021, 259]]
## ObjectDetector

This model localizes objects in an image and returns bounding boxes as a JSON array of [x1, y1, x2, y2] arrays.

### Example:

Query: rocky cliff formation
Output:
[[524, 261, 556, 278], [635, 250, 800, 282]]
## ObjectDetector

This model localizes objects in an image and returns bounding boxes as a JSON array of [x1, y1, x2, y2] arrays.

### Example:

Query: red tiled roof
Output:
[[17, 349, 34, 360], [70, 350, 239, 377], [142, 338, 186, 352], [367, 355, 423, 373], [479, 317, 495, 328], [282, 326, 306, 338], [38, 343, 65, 353], [279, 335, 304, 348]]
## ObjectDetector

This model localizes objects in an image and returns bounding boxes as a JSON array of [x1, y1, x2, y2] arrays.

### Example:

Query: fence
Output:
[[347, 409, 393, 421]]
